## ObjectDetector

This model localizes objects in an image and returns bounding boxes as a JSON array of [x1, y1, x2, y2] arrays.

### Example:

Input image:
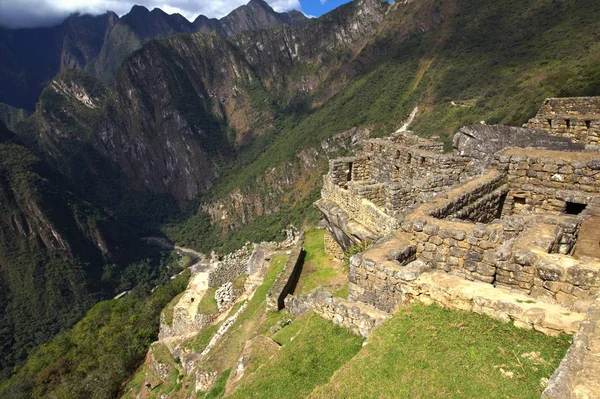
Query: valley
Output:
[[0, 0, 599, 397]]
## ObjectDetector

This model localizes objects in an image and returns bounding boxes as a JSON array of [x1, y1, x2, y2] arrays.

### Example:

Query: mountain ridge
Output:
[[0, 1, 308, 111]]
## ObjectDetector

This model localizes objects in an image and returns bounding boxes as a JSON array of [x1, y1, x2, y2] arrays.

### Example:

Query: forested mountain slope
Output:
[[0, 121, 147, 379]]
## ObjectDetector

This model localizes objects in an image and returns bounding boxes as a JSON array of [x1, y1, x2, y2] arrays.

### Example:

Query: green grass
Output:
[[295, 230, 345, 294], [164, 292, 184, 326], [198, 254, 289, 373], [309, 303, 571, 399], [198, 287, 219, 315], [185, 323, 222, 353], [232, 274, 248, 291], [203, 369, 232, 398], [227, 312, 364, 399], [333, 284, 349, 299]]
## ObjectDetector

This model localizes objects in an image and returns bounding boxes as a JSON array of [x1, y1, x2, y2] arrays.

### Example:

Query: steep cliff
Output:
[[0, 12, 117, 110], [0, 121, 137, 379], [0, 1, 307, 112]]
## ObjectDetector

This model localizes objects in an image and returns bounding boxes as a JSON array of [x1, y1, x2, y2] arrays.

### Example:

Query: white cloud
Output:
[[0, 0, 302, 28], [320, 0, 327, 4]]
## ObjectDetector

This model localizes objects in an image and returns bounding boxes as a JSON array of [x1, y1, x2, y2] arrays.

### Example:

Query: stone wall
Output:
[[284, 290, 389, 337], [207, 244, 254, 288], [320, 177, 398, 237], [401, 171, 508, 283], [527, 97, 600, 145], [266, 235, 305, 311], [362, 138, 473, 194], [496, 220, 599, 312], [324, 231, 344, 259], [542, 294, 600, 398]]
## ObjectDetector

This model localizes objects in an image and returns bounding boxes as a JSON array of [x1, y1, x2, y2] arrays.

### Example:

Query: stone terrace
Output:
[[317, 98, 600, 397]]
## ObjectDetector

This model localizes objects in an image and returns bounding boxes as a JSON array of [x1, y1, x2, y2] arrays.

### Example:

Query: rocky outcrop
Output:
[[453, 124, 585, 170]]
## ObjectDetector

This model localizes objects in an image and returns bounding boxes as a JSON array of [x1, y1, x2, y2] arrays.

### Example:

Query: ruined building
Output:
[[527, 97, 600, 145], [317, 97, 600, 398]]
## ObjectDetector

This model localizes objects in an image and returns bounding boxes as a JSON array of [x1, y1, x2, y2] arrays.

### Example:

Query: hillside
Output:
[[166, 0, 600, 251], [0, 0, 599, 394], [0, 1, 306, 111], [0, 120, 154, 380]]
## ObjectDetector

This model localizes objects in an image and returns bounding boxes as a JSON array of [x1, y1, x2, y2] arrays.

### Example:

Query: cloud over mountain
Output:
[[0, 0, 302, 28]]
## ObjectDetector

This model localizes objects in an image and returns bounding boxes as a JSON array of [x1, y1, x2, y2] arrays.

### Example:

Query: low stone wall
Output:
[[496, 150, 600, 204], [284, 290, 389, 337], [542, 295, 600, 398], [266, 235, 305, 311], [207, 244, 254, 288], [324, 231, 344, 259], [449, 186, 508, 223]]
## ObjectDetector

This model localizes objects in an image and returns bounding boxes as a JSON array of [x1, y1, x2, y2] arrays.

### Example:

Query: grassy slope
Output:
[[227, 313, 364, 399], [167, 0, 600, 253], [309, 303, 571, 399], [295, 229, 346, 295]]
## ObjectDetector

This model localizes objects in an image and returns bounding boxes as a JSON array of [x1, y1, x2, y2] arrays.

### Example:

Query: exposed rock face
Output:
[[0, 1, 307, 110], [0, 12, 118, 110], [204, 127, 371, 230], [23, 0, 385, 203], [0, 120, 133, 373], [453, 124, 585, 170]]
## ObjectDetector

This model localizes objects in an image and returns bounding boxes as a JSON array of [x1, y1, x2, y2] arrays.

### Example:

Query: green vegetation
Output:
[[296, 229, 346, 294], [310, 303, 571, 399], [194, 254, 290, 379], [203, 369, 231, 399], [228, 313, 364, 399], [184, 323, 223, 353], [164, 292, 185, 327], [198, 287, 219, 315], [0, 270, 190, 398]]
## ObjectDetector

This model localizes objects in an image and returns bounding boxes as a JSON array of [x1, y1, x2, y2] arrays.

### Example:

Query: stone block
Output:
[[536, 260, 565, 282]]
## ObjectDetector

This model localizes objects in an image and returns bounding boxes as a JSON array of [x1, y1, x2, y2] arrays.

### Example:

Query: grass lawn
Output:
[[296, 230, 346, 295], [309, 303, 572, 399], [227, 312, 364, 399]]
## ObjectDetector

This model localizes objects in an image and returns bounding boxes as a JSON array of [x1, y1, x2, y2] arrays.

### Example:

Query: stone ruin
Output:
[[527, 97, 600, 147], [316, 97, 600, 398]]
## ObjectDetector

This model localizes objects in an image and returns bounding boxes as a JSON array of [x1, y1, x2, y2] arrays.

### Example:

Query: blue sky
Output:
[[300, 0, 352, 18], [0, 0, 354, 28]]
